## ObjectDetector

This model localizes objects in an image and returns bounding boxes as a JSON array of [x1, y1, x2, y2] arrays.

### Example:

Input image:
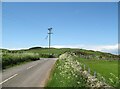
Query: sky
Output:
[[2, 2, 118, 54]]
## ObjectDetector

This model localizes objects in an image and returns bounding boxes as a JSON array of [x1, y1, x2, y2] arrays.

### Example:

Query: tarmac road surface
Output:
[[1, 58, 57, 87]]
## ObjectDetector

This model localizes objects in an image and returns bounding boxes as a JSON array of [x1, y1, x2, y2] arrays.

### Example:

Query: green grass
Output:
[[77, 58, 119, 87], [2, 53, 40, 69], [1, 48, 73, 69], [2, 60, 32, 70], [1, 48, 76, 68], [1, 46, 119, 85], [46, 52, 119, 88], [28, 48, 74, 57], [46, 58, 87, 87]]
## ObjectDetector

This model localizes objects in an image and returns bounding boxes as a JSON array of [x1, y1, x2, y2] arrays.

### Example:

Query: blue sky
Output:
[[2, 2, 118, 54]]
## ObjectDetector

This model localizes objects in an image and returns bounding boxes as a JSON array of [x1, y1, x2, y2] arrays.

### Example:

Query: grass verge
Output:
[[45, 57, 87, 87]]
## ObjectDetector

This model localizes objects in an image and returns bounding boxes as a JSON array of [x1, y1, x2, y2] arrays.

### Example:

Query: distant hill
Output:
[[29, 47, 42, 50], [1, 47, 119, 60]]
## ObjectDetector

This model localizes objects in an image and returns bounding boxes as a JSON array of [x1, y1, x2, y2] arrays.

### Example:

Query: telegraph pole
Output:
[[48, 28, 52, 48]]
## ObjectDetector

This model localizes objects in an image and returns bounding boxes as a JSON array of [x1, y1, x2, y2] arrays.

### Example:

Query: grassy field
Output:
[[77, 58, 119, 87], [46, 52, 119, 88]]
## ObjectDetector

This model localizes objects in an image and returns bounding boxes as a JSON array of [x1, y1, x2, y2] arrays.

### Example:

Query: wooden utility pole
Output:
[[48, 28, 52, 48]]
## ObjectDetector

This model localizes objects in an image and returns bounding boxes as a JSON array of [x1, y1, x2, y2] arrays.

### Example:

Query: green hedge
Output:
[[2, 52, 56, 69]]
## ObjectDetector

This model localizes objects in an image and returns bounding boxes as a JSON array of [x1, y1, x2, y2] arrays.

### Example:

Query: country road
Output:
[[1, 58, 57, 87]]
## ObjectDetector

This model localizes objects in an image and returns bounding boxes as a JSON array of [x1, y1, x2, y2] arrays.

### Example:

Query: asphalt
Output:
[[1, 58, 57, 87]]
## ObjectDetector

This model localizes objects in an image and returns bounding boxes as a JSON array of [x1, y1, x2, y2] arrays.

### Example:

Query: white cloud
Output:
[[52, 44, 119, 55], [3, 47, 28, 50]]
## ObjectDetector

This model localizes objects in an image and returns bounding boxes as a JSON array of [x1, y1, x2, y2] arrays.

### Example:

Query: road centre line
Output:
[[27, 64, 38, 70], [0, 74, 18, 85]]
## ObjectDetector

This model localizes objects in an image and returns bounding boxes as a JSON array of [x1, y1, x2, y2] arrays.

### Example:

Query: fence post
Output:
[[84, 64, 86, 70], [94, 71, 96, 78], [88, 67, 90, 74]]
